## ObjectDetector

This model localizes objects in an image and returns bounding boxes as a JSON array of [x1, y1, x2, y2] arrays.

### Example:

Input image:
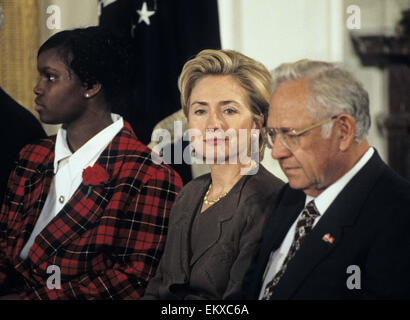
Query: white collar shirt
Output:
[[20, 114, 124, 260]]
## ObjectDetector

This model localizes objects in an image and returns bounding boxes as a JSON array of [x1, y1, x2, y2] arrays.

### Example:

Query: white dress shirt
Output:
[[258, 147, 374, 299], [20, 114, 124, 260]]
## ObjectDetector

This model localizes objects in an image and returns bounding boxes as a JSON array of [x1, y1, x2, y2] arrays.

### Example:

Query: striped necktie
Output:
[[262, 200, 320, 300]]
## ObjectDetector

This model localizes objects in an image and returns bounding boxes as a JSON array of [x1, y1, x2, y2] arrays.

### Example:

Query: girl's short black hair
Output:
[[38, 26, 137, 110]]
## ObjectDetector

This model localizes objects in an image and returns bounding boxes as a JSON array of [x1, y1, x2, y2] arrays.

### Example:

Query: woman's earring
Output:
[[85, 93, 90, 98]]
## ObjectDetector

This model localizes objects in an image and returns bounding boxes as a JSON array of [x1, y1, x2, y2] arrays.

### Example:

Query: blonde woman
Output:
[[143, 49, 284, 300]]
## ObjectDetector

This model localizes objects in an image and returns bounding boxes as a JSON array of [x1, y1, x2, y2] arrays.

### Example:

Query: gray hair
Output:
[[270, 59, 370, 142]]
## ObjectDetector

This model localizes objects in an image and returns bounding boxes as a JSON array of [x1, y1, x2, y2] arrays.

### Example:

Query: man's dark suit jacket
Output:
[[243, 151, 410, 299], [0, 87, 46, 203]]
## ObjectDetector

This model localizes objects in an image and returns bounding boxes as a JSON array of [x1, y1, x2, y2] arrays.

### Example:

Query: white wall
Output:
[[218, 0, 344, 67], [38, 0, 98, 44]]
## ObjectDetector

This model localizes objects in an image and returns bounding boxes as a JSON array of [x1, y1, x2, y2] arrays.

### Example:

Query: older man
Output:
[[244, 60, 410, 299]]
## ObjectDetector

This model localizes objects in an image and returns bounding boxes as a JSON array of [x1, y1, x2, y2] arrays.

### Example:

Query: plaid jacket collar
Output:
[[12, 121, 137, 267], [53, 114, 124, 174]]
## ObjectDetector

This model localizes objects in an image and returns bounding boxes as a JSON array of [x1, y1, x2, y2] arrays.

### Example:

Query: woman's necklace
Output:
[[203, 183, 229, 205]]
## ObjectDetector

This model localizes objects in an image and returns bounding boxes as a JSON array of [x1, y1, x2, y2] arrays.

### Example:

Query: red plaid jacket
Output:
[[0, 122, 183, 299]]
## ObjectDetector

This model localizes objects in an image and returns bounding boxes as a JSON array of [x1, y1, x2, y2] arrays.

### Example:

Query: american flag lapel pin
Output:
[[322, 233, 335, 244]]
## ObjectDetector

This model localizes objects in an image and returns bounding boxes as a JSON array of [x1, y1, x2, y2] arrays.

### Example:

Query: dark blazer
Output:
[[0, 87, 46, 203], [0, 121, 183, 299], [243, 151, 410, 300], [142, 165, 284, 300]]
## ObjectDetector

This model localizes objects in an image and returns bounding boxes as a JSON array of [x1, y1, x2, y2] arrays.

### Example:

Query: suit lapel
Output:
[[251, 187, 305, 297], [272, 208, 344, 299], [26, 125, 131, 264], [261, 188, 306, 256], [188, 207, 233, 267], [173, 176, 211, 280], [29, 183, 111, 263], [189, 176, 248, 267], [272, 151, 386, 299]]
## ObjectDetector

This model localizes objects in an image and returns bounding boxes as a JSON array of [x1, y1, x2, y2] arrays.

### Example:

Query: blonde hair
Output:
[[178, 49, 272, 157]]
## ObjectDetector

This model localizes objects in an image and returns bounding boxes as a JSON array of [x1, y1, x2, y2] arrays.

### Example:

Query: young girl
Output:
[[0, 27, 182, 299]]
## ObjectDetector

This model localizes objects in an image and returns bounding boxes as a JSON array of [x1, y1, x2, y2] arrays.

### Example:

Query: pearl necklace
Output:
[[203, 183, 228, 205]]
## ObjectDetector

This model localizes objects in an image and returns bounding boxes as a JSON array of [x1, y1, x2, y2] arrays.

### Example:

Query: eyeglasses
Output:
[[262, 115, 338, 151]]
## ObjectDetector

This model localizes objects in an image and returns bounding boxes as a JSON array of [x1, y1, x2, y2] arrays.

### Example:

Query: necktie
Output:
[[262, 200, 320, 300]]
